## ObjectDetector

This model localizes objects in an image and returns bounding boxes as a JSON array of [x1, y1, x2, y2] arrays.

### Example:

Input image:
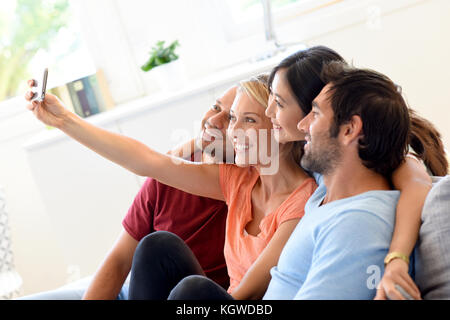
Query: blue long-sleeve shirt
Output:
[[263, 179, 400, 300]]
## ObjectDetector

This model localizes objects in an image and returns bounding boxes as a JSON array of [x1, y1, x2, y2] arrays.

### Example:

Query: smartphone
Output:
[[395, 284, 414, 300], [386, 284, 414, 300], [32, 68, 48, 102]]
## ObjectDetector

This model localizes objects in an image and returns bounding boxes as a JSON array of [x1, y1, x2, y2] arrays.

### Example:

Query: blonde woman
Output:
[[25, 74, 316, 300]]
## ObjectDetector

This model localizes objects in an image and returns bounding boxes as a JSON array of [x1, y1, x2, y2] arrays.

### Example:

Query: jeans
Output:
[[168, 275, 233, 300], [128, 231, 233, 300], [17, 276, 129, 300], [128, 231, 206, 299]]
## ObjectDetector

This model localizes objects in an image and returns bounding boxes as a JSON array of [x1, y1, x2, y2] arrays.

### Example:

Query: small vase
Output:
[[143, 59, 187, 94]]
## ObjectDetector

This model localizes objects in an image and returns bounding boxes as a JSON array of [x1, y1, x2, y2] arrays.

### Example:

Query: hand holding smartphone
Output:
[[31, 68, 48, 102]]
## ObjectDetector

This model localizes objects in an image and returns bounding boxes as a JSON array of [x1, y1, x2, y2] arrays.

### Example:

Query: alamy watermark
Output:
[[169, 126, 281, 175], [366, 264, 382, 290]]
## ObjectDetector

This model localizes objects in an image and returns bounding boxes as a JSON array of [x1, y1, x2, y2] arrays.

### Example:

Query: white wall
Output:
[[0, 98, 68, 295], [1, 0, 449, 297]]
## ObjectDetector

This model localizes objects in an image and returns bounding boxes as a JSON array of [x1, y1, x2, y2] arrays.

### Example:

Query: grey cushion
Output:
[[414, 175, 450, 299]]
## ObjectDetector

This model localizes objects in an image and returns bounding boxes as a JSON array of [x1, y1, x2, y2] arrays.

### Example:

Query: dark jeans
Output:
[[128, 231, 233, 300], [169, 275, 233, 300]]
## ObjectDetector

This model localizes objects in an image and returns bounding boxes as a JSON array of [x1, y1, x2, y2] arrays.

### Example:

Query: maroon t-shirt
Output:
[[122, 157, 229, 289]]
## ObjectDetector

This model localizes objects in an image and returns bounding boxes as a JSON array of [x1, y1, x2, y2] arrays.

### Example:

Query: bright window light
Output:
[[224, 0, 302, 24], [0, 0, 95, 103]]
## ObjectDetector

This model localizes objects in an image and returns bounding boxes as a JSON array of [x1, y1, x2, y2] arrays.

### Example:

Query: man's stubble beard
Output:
[[301, 132, 342, 175]]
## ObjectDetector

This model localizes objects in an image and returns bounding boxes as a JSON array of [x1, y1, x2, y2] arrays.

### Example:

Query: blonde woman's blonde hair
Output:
[[238, 73, 270, 108], [238, 73, 305, 166]]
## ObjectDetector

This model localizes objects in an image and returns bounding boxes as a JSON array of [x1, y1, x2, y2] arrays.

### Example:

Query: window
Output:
[[225, 0, 303, 24], [0, 0, 95, 103], [215, 0, 339, 42]]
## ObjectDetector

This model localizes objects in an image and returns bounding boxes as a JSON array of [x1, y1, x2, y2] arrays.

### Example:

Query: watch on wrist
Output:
[[384, 252, 410, 266]]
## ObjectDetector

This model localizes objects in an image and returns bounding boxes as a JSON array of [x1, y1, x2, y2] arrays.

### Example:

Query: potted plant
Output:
[[141, 40, 185, 92], [141, 40, 180, 72]]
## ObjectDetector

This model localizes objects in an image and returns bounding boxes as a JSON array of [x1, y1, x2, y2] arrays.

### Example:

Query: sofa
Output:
[[414, 175, 450, 299]]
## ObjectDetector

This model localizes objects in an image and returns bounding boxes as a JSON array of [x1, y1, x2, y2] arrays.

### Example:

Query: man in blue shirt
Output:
[[263, 62, 411, 300]]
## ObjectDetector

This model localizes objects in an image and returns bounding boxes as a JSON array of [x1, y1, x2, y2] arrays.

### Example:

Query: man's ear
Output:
[[341, 115, 363, 146]]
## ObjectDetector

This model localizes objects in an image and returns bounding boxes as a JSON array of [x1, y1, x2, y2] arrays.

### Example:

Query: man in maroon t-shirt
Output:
[[80, 86, 237, 299]]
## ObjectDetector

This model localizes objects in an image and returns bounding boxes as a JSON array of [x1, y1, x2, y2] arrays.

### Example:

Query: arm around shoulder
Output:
[[390, 157, 432, 257], [375, 157, 431, 300]]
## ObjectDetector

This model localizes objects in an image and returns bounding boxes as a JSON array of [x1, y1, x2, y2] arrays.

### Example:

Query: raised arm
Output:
[[167, 138, 199, 158], [25, 86, 224, 201], [375, 156, 432, 300]]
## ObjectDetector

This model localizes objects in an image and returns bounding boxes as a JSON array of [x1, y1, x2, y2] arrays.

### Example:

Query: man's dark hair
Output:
[[321, 62, 411, 176]]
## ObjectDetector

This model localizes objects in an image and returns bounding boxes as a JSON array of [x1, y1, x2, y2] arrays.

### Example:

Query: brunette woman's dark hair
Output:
[[268, 46, 345, 164], [409, 109, 448, 176], [268, 46, 345, 115]]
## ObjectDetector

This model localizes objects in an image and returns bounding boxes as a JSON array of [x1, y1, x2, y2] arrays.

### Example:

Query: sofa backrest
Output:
[[414, 175, 450, 299]]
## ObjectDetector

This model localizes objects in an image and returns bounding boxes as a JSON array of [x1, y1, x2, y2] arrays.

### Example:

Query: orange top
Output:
[[219, 164, 317, 293]]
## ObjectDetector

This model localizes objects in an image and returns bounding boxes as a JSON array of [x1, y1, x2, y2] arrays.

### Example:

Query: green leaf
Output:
[[141, 39, 180, 72]]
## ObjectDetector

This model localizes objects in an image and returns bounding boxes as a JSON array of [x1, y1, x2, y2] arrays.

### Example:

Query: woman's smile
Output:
[[233, 137, 251, 152]]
